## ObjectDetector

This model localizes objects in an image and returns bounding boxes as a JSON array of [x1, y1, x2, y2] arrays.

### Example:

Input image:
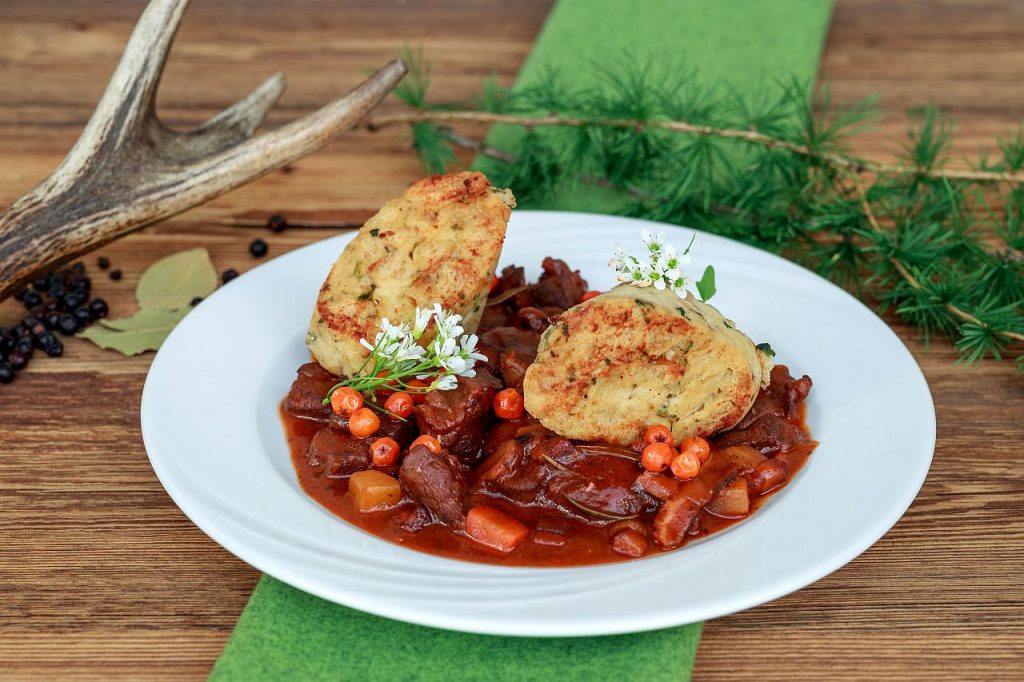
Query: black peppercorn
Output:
[[0, 362, 14, 383], [8, 351, 28, 371], [73, 306, 93, 325], [97, 256, 110, 270], [88, 298, 109, 319], [267, 214, 287, 232], [57, 314, 80, 336], [222, 268, 240, 284], [109, 269, 123, 281], [249, 238, 268, 258], [190, 296, 203, 306]]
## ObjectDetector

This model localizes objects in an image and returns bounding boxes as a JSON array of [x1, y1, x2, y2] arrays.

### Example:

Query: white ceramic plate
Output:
[[141, 211, 935, 637]]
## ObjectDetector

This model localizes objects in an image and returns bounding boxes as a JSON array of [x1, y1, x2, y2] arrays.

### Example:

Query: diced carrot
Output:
[[465, 505, 529, 553]]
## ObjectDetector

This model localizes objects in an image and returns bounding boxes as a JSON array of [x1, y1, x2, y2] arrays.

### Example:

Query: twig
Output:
[[849, 173, 1024, 346], [364, 110, 1024, 185]]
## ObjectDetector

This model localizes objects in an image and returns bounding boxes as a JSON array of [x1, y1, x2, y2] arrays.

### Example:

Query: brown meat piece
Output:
[[307, 427, 370, 478], [398, 505, 432, 533], [549, 454, 652, 519], [533, 257, 587, 310], [284, 363, 336, 421], [784, 374, 813, 418], [480, 327, 540, 389], [635, 471, 681, 502], [611, 528, 649, 558], [653, 452, 739, 549], [414, 369, 502, 462], [399, 445, 468, 528], [715, 414, 805, 454]]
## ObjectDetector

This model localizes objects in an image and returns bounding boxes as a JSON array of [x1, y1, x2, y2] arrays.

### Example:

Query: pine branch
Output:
[[363, 110, 1024, 185], [367, 55, 1024, 368]]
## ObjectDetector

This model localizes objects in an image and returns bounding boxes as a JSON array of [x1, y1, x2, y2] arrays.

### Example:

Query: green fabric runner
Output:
[[210, 2, 833, 680]]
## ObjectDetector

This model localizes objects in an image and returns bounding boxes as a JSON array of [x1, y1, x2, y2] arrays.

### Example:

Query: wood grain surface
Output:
[[1, 1, 1021, 679]]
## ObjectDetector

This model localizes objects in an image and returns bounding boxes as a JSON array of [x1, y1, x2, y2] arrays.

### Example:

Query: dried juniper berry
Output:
[[63, 291, 87, 311], [21, 290, 42, 308], [267, 214, 287, 232], [97, 256, 110, 270], [0, 363, 14, 384], [73, 306, 93, 325], [14, 337, 32, 356], [249, 238, 268, 258], [35, 332, 57, 350], [88, 299, 108, 319], [8, 351, 29, 371], [69, 274, 91, 292], [32, 276, 50, 292], [222, 268, 240, 284], [43, 338, 64, 358], [13, 288, 28, 302], [44, 311, 61, 330], [57, 314, 80, 336], [190, 296, 203, 306], [109, 269, 123, 281], [71, 262, 86, 275]]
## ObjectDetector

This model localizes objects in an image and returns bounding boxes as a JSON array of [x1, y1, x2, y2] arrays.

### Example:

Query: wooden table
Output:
[[1, 1, 1021, 679]]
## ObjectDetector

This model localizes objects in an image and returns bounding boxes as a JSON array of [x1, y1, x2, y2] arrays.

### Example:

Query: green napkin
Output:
[[211, 2, 834, 681]]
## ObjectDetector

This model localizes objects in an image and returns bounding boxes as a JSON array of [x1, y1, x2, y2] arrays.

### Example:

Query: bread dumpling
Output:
[[523, 284, 773, 446], [307, 172, 515, 376]]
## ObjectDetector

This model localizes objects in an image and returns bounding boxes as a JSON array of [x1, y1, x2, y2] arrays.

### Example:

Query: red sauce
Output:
[[282, 400, 816, 567]]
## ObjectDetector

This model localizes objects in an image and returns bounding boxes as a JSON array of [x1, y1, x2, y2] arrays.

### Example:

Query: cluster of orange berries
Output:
[[328, 384, 528, 468], [639, 424, 710, 481]]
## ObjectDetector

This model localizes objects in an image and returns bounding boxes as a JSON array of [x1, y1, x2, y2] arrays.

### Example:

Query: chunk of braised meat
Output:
[[533, 257, 587, 310], [733, 365, 812, 429], [307, 427, 371, 478], [477, 438, 549, 502], [611, 527, 649, 558], [715, 414, 805, 455], [397, 504, 432, 533], [284, 363, 337, 421], [653, 452, 739, 549], [550, 454, 653, 519], [399, 445, 468, 529], [635, 470, 681, 501], [330, 410, 416, 447], [414, 369, 502, 462], [717, 365, 812, 455], [480, 327, 540, 389]]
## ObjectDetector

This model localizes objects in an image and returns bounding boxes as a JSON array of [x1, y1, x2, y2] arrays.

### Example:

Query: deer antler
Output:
[[0, 0, 406, 300]]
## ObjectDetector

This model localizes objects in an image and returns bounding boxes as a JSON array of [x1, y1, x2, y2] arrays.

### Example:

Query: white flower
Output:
[[431, 375, 458, 391], [432, 303, 465, 341], [610, 230, 698, 299], [411, 307, 433, 339]]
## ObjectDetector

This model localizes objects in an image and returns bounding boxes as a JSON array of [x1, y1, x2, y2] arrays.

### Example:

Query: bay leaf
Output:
[[78, 308, 189, 356], [136, 248, 217, 310]]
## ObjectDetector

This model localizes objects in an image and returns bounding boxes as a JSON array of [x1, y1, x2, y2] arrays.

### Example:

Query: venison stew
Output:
[[283, 258, 815, 567], [282, 172, 815, 567]]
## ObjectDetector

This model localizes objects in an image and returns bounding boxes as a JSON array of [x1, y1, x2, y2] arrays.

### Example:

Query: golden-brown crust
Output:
[[523, 285, 772, 447], [307, 172, 515, 376]]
